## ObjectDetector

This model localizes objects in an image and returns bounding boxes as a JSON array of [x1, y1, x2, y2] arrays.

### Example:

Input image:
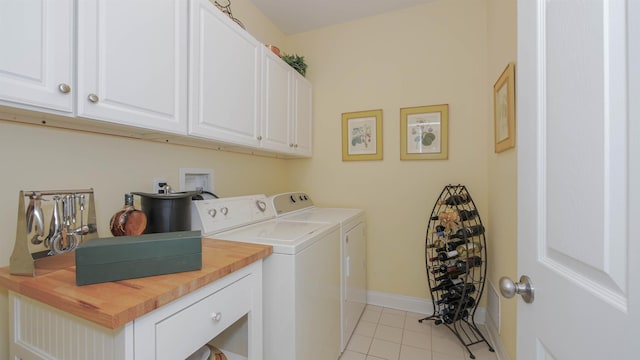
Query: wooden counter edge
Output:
[[0, 239, 272, 329]]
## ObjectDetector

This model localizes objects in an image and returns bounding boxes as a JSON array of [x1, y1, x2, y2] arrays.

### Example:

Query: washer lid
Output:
[[214, 219, 338, 254]]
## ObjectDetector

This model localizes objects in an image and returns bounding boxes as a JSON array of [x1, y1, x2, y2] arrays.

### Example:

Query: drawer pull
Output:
[[211, 312, 222, 321]]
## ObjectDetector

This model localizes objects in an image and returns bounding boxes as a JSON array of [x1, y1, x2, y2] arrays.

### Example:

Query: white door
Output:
[[0, 0, 73, 113], [188, 0, 262, 147], [77, 0, 188, 134], [514, 1, 639, 359]]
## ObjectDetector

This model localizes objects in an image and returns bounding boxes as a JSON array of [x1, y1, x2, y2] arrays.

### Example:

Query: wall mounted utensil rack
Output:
[[419, 184, 494, 359], [10, 189, 98, 276]]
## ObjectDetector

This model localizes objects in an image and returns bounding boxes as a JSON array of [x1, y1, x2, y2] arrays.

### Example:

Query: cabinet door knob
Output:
[[58, 83, 71, 94], [257, 135, 263, 141], [87, 93, 99, 103], [211, 312, 222, 321], [289, 143, 294, 148]]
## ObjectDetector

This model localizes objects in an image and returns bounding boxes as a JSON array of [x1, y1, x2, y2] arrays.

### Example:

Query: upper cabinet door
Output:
[[0, 0, 74, 113], [77, 0, 188, 134], [262, 50, 293, 153], [293, 74, 313, 156], [188, 0, 262, 148]]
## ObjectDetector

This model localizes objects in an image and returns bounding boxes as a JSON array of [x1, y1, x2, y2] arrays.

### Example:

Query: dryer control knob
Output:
[[221, 207, 229, 216], [208, 209, 217, 218]]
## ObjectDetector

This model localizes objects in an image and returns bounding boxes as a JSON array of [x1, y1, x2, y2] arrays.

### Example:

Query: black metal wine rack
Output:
[[419, 184, 494, 359]]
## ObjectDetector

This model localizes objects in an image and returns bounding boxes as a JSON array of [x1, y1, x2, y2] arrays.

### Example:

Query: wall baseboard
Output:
[[485, 312, 510, 360], [366, 290, 486, 324]]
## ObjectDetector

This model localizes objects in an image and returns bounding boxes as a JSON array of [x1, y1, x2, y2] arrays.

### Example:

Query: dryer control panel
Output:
[[269, 192, 314, 215]]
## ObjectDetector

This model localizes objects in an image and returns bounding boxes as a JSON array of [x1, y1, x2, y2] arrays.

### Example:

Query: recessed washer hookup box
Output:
[[75, 230, 202, 286]]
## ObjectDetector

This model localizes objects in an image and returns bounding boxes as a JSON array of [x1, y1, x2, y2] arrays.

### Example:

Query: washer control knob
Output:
[[256, 200, 267, 212], [220, 207, 228, 216], [290, 195, 296, 203], [208, 209, 217, 217]]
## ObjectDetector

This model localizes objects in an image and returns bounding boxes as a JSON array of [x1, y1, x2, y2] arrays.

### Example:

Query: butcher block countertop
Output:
[[0, 238, 272, 329]]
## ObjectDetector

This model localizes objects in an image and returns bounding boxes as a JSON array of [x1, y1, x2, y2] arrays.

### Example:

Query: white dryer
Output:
[[191, 194, 341, 360], [268, 192, 367, 352]]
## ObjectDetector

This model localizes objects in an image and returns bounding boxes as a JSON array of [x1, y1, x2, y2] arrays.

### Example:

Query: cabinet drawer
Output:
[[155, 274, 252, 360]]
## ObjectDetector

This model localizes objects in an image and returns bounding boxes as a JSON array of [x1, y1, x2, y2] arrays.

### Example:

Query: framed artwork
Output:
[[342, 109, 383, 161], [400, 104, 449, 160], [494, 63, 516, 153]]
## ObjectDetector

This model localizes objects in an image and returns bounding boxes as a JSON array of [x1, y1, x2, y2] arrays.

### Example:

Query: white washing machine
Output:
[[268, 192, 367, 352], [191, 194, 341, 360]]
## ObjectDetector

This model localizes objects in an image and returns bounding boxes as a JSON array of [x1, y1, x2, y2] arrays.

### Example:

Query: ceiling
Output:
[[248, 0, 437, 35]]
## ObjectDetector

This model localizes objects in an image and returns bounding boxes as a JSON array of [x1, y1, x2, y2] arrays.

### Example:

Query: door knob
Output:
[[499, 275, 534, 303]]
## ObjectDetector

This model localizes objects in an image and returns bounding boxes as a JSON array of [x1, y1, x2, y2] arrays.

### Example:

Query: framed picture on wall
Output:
[[494, 63, 516, 153], [342, 109, 383, 161], [400, 104, 449, 160]]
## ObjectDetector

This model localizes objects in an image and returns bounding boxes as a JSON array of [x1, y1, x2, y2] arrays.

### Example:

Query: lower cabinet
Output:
[[8, 262, 263, 360]]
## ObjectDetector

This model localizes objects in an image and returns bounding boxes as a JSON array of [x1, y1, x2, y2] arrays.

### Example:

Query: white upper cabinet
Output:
[[262, 50, 313, 157], [262, 50, 293, 153], [293, 74, 313, 156], [188, 0, 262, 148], [0, 0, 74, 113], [77, 0, 188, 134], [1, 0, 311, 157]]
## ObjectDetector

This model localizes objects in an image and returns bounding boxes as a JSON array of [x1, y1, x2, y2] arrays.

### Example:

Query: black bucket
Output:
[[132, 191, 200, 234]]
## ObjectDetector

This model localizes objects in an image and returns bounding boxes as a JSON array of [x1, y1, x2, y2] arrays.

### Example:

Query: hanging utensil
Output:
[[71, 193, 77, 225], [45, 196, 62, 249], [26, 194, 35, 233], [30, 196, 45, 245]]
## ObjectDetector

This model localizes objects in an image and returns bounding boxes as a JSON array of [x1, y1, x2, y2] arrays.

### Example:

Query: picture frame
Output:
[[494, 63, 516, 153], [342, 109, 383, 161], [400, 104, 449, 160]]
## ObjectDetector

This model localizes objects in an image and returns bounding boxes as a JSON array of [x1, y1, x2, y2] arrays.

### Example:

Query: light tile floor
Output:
[[340, 305, 497, 360]]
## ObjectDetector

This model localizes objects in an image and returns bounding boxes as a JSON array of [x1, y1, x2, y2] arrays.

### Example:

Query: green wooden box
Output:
[[75, 230, 202, 286]]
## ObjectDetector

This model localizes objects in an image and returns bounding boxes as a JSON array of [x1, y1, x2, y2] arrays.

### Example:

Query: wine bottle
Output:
[[445, 296, 476, 310], [436, 309, 470, 325], [430, 263, 452, 274], [458, 209, 478, 221], [430, 278, 463, 292], [446, 283, 476, 296], [433, 294, 476, 309], [434, 269, 467, 282], [437, 193, 470, 206], [430, 242, 482, 262], [445, 256, 483, 273], [449, 225, 485, 239], [429, 250, 459, 262]]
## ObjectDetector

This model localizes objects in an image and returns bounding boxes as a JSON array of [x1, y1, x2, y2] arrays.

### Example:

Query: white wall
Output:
[[285, 0, 490, 299]]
